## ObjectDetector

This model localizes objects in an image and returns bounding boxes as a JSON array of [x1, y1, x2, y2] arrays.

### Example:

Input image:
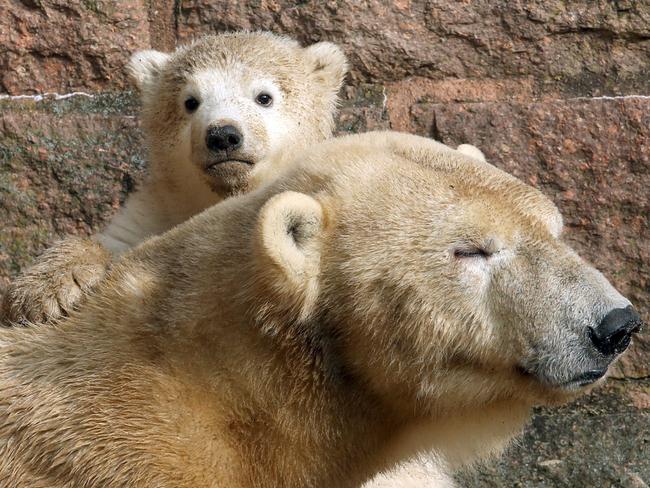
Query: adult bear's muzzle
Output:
[[589, 305, 644, 357]]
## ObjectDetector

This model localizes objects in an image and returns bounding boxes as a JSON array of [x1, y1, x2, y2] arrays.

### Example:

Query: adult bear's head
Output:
[[225, 132, 643, 412]]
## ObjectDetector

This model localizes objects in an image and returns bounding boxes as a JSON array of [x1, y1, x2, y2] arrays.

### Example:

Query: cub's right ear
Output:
[[256, 191, 324, 318], [127, 50, 170, 90], [303, 41, 349, 94]]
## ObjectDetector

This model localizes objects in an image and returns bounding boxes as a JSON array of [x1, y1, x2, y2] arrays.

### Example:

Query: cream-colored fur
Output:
[[101, 32, 348, 253], [456, 143, 486, 162], [361, 453, 454, 488], [1, 31, 348, 323], [0, 132, 636, 487]]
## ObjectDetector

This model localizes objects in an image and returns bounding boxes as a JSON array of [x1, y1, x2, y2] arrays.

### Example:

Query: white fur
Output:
[[97, 34, 347, 254], [127, 50, 170, 89], [362, 454, 455, 488], [456, 144, 487, 162]]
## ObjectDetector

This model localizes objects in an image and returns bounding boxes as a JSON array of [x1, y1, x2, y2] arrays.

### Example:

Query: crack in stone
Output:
[[0, 92, 94, 102], [570, 95, 650, 101]]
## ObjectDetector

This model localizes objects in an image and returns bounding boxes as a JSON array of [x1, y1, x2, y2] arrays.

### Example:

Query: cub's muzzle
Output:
[[206, 124, 243, 152]]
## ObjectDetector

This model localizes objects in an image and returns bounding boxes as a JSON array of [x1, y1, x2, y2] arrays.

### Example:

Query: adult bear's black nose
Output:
[[589, 305, 643, 356], [206, 125, 243, 152]]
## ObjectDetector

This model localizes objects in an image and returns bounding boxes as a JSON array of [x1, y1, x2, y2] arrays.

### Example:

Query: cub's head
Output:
[[246, 132, 643, 412], [128, 32, 348, 196]]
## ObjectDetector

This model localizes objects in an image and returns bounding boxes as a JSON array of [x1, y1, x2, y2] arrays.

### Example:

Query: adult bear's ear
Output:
[[127, 50, 170, 90], [303, 41, 349, 94], [256, 191, 324, 317], [456, 144, 488, 163]]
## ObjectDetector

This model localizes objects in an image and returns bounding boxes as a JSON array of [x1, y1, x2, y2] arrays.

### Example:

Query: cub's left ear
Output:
[[256, 191, 324, 315], [303, 41, 349, 93], [127, 49, 170, 91]]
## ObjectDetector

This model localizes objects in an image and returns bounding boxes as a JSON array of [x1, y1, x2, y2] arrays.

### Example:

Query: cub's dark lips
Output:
[[204, 159, 254, 170]]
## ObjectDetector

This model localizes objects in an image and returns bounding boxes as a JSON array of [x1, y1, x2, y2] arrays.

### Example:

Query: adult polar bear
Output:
[[0, 133, 641, 487], [2, 31, 348, 322]]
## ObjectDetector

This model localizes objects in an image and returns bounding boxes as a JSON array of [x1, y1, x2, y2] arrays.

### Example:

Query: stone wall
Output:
[[1, 1, 648, 485]]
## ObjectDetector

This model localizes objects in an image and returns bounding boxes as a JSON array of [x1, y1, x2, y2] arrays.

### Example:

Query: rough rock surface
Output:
[[4, 1, 649, 98], [0, 0, 150, 94], [0, 1, 648, 486], [0, 95, 144, 291], [177, 0, 650, 96], [458, 379, 650, 487]]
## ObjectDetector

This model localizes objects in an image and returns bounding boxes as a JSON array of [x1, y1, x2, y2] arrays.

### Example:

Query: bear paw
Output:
[[1, 237, 111, 326]]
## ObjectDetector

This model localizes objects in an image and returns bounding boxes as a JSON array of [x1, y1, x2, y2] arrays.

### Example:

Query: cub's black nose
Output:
[[589, 305, 643, 356], [206, 125, 243, 152]]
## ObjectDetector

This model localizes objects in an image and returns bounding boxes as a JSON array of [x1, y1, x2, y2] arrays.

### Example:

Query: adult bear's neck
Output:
[[178, 309, 407, 486], [97, 200, 450, 486]]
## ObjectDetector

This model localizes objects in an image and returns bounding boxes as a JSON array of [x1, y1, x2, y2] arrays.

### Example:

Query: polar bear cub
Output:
[[2, 32, 348, 322], [103, 32, 348, 252]]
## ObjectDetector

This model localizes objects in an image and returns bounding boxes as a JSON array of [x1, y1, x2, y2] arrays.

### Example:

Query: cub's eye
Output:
[[255, 92, 273, 107], [454, 247, 492, 259], [184, 97, 200, 113]]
